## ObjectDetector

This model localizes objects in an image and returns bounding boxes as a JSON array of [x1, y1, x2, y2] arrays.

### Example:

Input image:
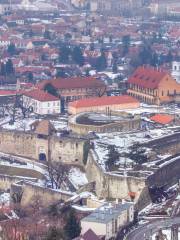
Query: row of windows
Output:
[[61, 87, 95, 93]]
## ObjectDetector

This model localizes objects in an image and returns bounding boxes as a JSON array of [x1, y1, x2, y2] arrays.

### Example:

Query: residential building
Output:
[[81, 202, 134, 240], [68, 95, 140, 115], [127, 66, 180, 105], [89, 0, 143, 15], [0, 36, 10, 48], [0, 0, 11, 15], [172, 61, 180, 84], [22, 89, 60, 115], [37, 77, 106, 103]]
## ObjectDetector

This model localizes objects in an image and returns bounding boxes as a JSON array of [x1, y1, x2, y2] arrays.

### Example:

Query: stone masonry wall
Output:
[[0, 129, 85, 166], [85, 150, 147, 209], [11, 182, 73, 207]]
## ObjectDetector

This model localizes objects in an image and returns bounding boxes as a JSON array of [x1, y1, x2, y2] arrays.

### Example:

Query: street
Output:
[[125, 217, 180, 240]]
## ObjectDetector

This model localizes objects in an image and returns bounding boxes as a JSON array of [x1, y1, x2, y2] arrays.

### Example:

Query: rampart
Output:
[[0, 174, 37, 191], [0, 129, 86, 166], [10, 181, 73, 207], [68, 115, 141, 135], [85, 150, 150, 210]]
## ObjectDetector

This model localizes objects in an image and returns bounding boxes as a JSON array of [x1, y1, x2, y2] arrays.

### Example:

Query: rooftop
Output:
[[0, 90, 16, 96], [69, 95, 139, 108], [31, 120, 56, 136], [128, 66, 169, 89], [23, 89, 59, 102], [37, 77, 106, 90], [82, 202, 133, 224], [150, 114, 174, 125]]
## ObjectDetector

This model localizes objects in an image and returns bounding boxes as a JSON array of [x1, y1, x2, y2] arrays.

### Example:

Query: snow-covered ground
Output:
[[152, 229, 180, 240], [117, 103, 180, 116], [0, 192, 10, 206], [69, 167, 88, 189], [93, 128, 174, 170], [0, 114, 68, 132], [0, 154, 47, 176]]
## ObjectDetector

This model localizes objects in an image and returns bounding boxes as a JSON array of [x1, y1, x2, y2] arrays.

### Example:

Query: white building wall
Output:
[[172, 61, 180, 84], [81, 205, 134, 239], [22, 95, 60, 115], [81, 221, 106, 236]]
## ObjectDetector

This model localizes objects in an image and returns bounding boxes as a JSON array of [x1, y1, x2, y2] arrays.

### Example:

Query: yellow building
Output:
[[127, 66, 180, 105]]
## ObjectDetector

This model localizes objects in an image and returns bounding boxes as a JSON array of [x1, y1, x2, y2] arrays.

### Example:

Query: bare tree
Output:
[[5, 103, 18, 124], [16, 95, 33, 119], [96, 85, 107, 97], [47, 162, 70, 189]]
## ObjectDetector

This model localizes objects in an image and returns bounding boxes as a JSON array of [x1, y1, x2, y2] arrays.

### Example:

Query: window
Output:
[[162, 91, 164, 96]]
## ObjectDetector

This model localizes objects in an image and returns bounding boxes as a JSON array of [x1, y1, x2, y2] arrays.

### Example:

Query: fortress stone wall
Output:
[[11, 181, 73, 207], [147, 156, 180, 188], [142, 132, 180, 156], [85, 150, 149, 209], [0, 129, 86, 166], [85, 149, 180, 210], [0, 164, 44, 180], [0, 128, 179, 210], [0, 174, 37, 191], [69, 116, 141, 135]]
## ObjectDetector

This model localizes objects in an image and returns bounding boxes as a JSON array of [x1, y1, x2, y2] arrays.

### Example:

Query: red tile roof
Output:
[[150, 114, 174, 125], [69, 95, 139, 108], [74, 229, 100, 240], [23, 89, 59, 102], [82, 229, 100, 240], [0, 90, 16, 96], [37, 77, 106, 90], [128, 66, 169, 89]]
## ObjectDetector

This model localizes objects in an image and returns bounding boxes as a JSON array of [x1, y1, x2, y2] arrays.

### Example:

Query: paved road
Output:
[[125, 217, 180, 240]]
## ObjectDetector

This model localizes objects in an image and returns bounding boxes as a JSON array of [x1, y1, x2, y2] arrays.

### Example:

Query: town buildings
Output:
[[37, 77, 106, 103], [22, 89, 61, 115], [81, 202, 134, 239], [89, 0, 143, 15], [68, 95, 140, 115], [172, 61, 180, 83], [127, 66, 180, 105]]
